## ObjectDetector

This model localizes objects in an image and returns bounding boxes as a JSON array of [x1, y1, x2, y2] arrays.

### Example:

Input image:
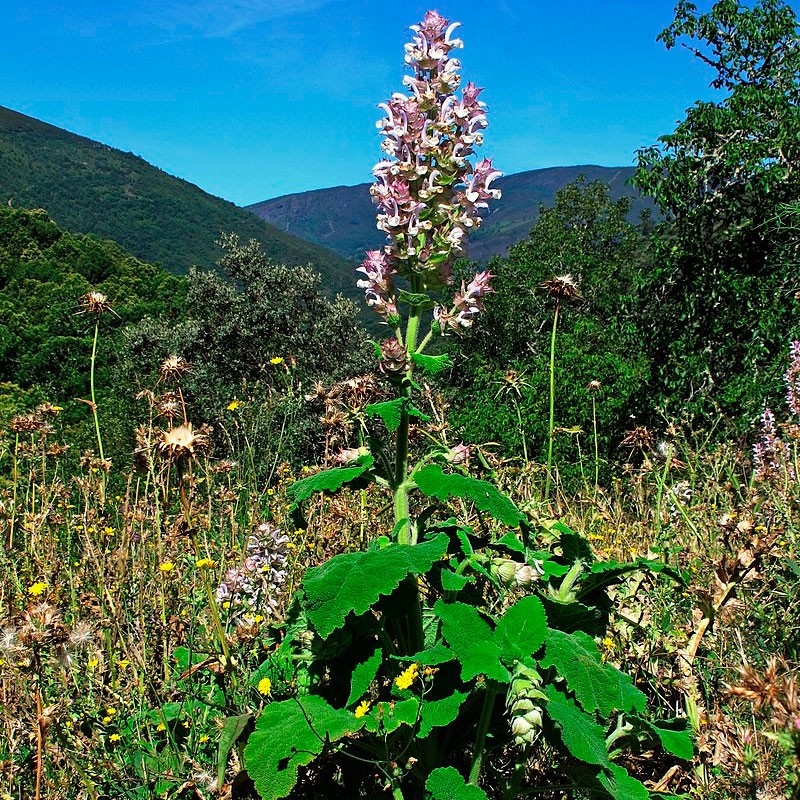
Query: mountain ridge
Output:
[[247, 164, 651, 264], [0, 105, 354, 293]]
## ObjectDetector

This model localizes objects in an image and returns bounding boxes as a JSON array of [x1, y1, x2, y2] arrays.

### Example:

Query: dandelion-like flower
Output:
[[394, 663, 419, 690]]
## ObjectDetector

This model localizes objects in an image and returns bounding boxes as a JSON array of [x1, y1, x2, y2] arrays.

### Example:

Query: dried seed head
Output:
[[159, 423, 208, 461], [79, 291, 113, 315], [159, 354, 190, 383], [621, 425, 655, 452], [542, 273, 582, 303]]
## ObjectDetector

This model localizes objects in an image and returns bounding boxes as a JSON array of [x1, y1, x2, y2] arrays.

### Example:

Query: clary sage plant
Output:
[[240, 12, 692, 800]]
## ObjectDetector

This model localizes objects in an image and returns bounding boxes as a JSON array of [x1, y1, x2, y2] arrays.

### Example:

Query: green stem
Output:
[[591, 394, 599, 497], [514, 401, 529, 465], [653, 443, 673, 539], [90, 319, 105, 463], [468, 682, 498, 786], [544, 303, 560, 503]]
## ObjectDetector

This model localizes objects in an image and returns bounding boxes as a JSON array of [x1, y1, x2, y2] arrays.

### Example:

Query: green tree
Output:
[[450, 179, 651, 482], [123, 234, 370, 467], [634, 0, 800, 424]]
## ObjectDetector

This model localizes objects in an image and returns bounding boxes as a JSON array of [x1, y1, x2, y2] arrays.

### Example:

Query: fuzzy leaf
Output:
[[405, 643, 455, 666], [426, 767, 489, 800], [433, 600, 509, 682], [544, 686, 609, 767], [418, 691, 469, 739], [411, 352, 453, 375], [415, 465, 525, 527], [363, 698, 419, 734], [398, 289, 436, 309], [441, 569, 471, 592], [648, 719, 694, 760], [541, 629, 646, 716], [597, 764, 650, 800], [304, 536, 448, 638], [346, 648, 382, 708], [495, 595, 547, 663], [365, 398, 429, 433], [287, 457, 374, 506], [244, 697, 363, 800]]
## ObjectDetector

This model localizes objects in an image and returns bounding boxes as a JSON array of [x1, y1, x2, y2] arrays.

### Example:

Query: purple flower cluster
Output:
[[785, 340, 800, 417], [358, 10, 500, 329], [434, 270, 495, 334], [753, 406, 793, 482], [215, 523, 289, 625]]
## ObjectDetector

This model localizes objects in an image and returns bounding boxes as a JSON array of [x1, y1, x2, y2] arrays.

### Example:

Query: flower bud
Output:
[[493, 558, 518, 586], [379, 337, 409, 376]]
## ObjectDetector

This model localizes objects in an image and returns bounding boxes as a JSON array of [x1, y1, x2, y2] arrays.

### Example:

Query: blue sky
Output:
[[3, 1, 717, 206]]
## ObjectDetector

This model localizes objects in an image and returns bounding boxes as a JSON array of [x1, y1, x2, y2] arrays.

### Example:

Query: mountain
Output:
[[0, 106, 354, 292], [247, 165, 652, 264]]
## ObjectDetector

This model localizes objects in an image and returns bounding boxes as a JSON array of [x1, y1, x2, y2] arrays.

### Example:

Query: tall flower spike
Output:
[[360, 10, 501, 319]]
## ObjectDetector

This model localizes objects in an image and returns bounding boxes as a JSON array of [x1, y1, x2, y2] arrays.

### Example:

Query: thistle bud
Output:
[[493, 558, 518, 586]]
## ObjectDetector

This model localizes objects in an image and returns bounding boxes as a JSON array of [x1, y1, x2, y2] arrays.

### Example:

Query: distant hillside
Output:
[[0, 106, 354, 293], [248, 165, 652, 264]]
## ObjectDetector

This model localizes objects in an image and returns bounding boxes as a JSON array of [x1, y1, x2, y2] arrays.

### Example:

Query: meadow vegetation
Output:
[[1, 2, 800, 799]]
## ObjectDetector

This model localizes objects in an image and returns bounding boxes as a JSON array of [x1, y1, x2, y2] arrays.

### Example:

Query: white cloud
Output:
[[140, 0, 338, 39]]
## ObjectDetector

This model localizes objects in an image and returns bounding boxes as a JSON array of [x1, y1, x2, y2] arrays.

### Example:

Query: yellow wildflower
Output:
[[87, 658, 99, 669], [104, 526, 115, 536], [258, 677, 272, 696], [156, 722, 166, 732], [109, 733, 121, 742], [354, 700, 370, 718], [270, 356, 284, 365], [199, 734, 211, 744], [227, 400, 242, 412], [394, 663, 419, 691], [159, 562, 174, 573], [27, 581, 47, 597], [117, 660, 131, 669], [196, 558, 216, 569]]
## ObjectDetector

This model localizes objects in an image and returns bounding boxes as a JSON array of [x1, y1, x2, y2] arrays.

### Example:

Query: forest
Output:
[[1, 2, 799, 799]]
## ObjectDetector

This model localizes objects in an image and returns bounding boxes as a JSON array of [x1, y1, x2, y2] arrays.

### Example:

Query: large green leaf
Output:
[[647, 719, 694, 760], [418, 691, 469, 739], [414, 465, 525, 527], [365, 398, 429, 432], [495, 595, 547, 664], [433, 600, 509, 682], [597, 764, 650, 800], [346, 648, 382, 708], [540, 629, 646, 716], [287, 456, 374, 506], [411, 352, 453, 375], [304, 536, 448, 638], [244, 697, 363, 800], [544, 686, 609, 767], [362, 698, 420, 734], [426, 767, 489, 800]]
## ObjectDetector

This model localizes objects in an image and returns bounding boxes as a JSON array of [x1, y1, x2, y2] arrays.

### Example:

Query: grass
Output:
[[0, 370, 799, 799]]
